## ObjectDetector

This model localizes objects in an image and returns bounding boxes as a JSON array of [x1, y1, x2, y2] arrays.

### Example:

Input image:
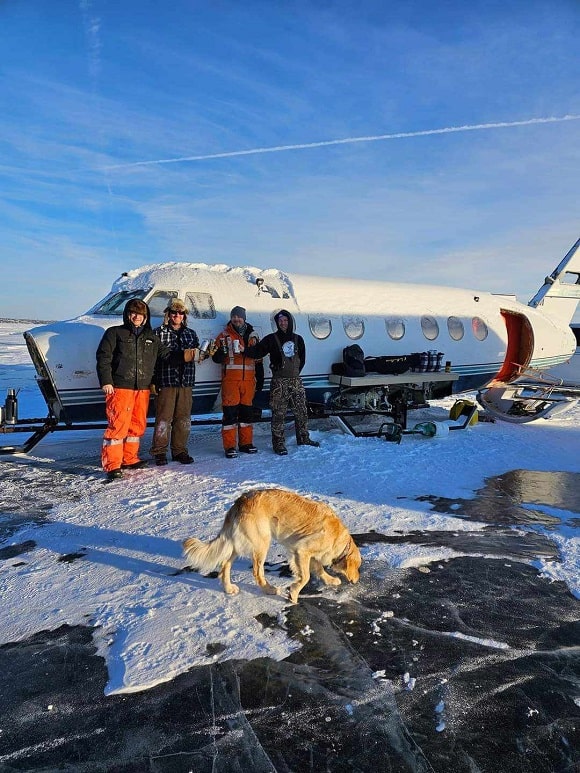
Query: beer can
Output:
[[200, 339, 210, 354], [233, 339, 241, 354]]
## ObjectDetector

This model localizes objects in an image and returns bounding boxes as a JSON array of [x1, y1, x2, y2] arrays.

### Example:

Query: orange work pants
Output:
[[221, 378, 255, 450], [101, 388, 150, 471]]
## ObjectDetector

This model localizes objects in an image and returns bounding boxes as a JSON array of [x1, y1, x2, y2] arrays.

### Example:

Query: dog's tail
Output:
[[182, 533, 235, 574]]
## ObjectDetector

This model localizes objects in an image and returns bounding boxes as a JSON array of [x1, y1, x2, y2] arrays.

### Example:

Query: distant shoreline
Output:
[[0, 318, 55, 325]]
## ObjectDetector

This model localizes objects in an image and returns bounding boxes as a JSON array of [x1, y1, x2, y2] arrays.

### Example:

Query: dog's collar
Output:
[[333, 539, 352, 564]]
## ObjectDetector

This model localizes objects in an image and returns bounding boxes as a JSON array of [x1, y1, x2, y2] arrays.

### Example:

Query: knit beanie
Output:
[[230, 306, 246, 321]]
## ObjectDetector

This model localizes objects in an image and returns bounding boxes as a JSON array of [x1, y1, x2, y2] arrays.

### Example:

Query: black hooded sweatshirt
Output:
[[244, 310, 306, 377]]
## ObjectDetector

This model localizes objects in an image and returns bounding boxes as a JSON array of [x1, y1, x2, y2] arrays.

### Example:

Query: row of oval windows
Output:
[[308, 315, 489, 342], [94, 291, 490, 343]]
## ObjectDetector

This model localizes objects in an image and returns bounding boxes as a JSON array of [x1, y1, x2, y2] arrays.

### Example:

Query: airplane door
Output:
[[495, 310, 534, 382]]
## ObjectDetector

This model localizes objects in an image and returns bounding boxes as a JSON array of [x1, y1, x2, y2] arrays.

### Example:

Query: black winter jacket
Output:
[[96, 304, 184, 390]]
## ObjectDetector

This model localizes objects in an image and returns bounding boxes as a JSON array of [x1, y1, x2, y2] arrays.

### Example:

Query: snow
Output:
[[0, 320, 579, 696]]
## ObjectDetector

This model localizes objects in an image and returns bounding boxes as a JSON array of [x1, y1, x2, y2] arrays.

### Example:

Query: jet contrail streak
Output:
[[103, 114, 580, 171]]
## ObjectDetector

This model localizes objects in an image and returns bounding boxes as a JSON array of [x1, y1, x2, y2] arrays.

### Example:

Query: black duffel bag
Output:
[[364, 355, 410, 375]]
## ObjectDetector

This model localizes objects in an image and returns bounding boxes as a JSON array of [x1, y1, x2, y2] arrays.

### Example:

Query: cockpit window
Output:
[[92, 290, 150, 315], [148, 291, 178, 318], [185, 292, 216, 319]]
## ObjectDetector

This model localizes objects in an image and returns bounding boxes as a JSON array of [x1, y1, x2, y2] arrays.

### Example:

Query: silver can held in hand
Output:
[[198, 339, 210, 362]]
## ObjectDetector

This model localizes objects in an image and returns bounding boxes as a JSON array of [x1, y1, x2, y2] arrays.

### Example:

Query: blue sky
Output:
[[1, 0, 579, 320]]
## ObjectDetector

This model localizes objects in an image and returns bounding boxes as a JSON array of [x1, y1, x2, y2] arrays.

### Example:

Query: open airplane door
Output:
[[494, 310, 534, 383], [478, 310, 575, 422]]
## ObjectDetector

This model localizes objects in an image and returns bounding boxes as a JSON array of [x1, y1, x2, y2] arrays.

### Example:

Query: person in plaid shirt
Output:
[[150, 299, 200, 466]]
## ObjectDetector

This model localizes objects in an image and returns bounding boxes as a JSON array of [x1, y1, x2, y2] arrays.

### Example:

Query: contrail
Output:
[[103, 114, 580, 171], [79, 0, 102, 83]]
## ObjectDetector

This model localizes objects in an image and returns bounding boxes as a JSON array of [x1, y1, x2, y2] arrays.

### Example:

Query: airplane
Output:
[[8, 235, 580, 450]]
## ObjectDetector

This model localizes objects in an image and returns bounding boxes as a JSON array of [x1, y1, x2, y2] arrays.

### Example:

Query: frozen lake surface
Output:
[[0, 321, 579, 771]]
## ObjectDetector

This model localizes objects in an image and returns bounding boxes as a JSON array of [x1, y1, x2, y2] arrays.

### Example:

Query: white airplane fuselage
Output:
[[24, 241, 580, 424]]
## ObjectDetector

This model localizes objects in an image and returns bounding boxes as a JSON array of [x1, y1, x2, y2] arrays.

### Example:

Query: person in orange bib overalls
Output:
[[212, 306, 261, 458]]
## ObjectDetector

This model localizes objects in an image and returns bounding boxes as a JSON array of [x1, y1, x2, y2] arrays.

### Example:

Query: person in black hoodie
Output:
[[96, 298, 196, 481], [244, 309, 319, 455]]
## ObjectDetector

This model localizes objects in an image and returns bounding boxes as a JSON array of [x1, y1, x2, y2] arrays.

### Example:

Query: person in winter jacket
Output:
[[150, 299, 200, 466], [96, 298, 196, 481], [244, 309, 319, 455], [212, 306, 262, 458]]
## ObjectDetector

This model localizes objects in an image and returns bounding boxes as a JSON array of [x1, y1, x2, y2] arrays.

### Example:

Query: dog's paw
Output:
[[285, 587, 299, 604], [326, 576, 342, 587], [224, 584, 240, 595]]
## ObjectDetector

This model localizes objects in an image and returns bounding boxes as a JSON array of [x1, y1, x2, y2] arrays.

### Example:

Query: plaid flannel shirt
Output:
[[153, 324, 199, 388]]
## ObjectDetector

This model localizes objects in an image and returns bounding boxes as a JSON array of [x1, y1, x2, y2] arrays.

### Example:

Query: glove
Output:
[[183, 348, 197, 362]]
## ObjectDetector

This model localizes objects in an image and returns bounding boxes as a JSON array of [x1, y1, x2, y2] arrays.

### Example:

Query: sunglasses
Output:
[[169, 310, 185, 315]]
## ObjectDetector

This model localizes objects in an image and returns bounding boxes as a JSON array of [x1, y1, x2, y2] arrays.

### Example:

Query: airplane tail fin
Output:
[[528, 237, 580, 324]]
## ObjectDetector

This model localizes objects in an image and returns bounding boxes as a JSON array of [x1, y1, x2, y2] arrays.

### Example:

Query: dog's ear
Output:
[[345, 539, 361, 583], [332, 538, 361, 583]]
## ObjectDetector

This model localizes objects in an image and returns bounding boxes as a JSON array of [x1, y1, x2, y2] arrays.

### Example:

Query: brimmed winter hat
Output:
[[125, 299, 149, 317], [164, 298, 188, 325], [230, 306, 246, 321]]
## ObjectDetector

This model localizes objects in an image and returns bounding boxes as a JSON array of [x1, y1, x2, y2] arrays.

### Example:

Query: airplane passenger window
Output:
[[447, 316, 464, 341], [148, 291, 178, 318], [186, 292, 216, 319], [472, 317, 488, 341], [385, 318, 405, 340], [93, 290, 150, 315], [421, 315, 439, 341], [342, 316, 365, 340], [308, 316, 332, 340]]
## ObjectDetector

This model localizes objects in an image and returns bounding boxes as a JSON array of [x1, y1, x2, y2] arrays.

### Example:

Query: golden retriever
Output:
[[183, 488, 361, 603]]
